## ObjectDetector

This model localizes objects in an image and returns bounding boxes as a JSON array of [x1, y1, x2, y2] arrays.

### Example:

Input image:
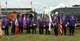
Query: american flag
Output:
[[58, 19, 63, 35]]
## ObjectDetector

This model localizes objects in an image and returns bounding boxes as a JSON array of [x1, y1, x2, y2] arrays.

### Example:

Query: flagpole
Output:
[[0, 0, 1, 15], [30, 0, 32, 11], [5, 1, 7, 15]]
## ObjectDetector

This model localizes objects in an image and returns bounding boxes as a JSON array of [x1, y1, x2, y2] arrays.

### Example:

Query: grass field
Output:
[[0, 28, 80, 41]]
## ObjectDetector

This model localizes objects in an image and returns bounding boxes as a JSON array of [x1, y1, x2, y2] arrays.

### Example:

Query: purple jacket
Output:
[[38, 19, 44, 27], [44, 18, 49, 26], [26, 18, 31, 27], [69, 16, 77, 26], [23, 17, 26, 26], [18, 18, 23, 26], [62, 16, 68, 26], [52, 17, 59, 27]]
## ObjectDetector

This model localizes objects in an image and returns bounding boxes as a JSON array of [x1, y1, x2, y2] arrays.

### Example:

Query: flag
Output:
[[15, 19, 19, 35], [58, 19, 63, 35]]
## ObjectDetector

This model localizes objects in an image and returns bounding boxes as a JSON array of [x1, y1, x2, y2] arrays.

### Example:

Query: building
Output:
[[1, 8, 38, 22], [1, 8, 32, 15]]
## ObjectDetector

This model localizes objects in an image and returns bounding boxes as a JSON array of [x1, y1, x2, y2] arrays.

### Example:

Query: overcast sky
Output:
[[1, 0, 80, 13]]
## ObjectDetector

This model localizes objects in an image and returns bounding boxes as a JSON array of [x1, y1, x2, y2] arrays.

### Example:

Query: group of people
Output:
[[2, 15, 37, 35], [51, 13, 77, 36], [1, 13, 77, 36]]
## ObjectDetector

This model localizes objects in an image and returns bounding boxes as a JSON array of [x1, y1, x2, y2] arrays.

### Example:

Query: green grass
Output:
[[0, 28, 80, 41]]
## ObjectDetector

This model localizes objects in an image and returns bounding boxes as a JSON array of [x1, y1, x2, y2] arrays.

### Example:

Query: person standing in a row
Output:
[[38, 16, 44, 34], [18, 16, 23, 34], [45, 15, 50, 35], [69, 13, 77, 36], [61, 14, 68, 35], [23, 15, 27, 29], [11, 18, 16, 35], [31, 17, 37, 34], [4, 17, 9, 35], [52, 15, 59, 36], [26, 16, 31, 34]]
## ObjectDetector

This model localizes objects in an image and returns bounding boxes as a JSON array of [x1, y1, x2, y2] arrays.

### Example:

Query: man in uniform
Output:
[[44, 15, 50, 35], [4, 17, 9, 35], [18, 16, 23, 33], [52, 15, 59, 36], [26, 16, 31, 34], [11, 18, 16, 35], [38, 16, 44, 34], [31, 17, 37, 34], [69, 13, 77, 36], [61, 14, 68, 35], [23, 15, 26, 29]]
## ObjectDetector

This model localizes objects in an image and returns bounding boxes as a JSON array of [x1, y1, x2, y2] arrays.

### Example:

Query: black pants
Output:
[[54, 26, 58, 36], [45, 26, 50, 35], [63, 26, 67, 35], [19, 25, 23, 33], [39, 26, 44, 34], [11, 25, 15, 34], [5, 26, 9, 35], [27, 27, 31, 33], [69, 26, 75, 35], [32, 26, 36, 34]]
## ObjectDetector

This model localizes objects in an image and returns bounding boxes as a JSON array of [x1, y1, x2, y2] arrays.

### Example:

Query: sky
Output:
[[1, 0, 80, 13]]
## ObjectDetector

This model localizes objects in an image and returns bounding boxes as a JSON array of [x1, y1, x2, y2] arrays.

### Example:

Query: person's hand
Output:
[[75, 24, 77, 27], [33, 24, 36, 26], [52, 24, 54, 26], [67, 22, 69, 25], [44, 25, 45, 27], [65, 24, 67, 27], [30, 25, 32, 27]]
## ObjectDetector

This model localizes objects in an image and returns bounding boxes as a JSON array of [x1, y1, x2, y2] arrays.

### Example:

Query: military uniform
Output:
[[4, 18, 9, 35], [52, 16, 59, 36], [23, 16, 26, 29], [18, 17, 23, 33], [26, 18, 31, 33], [38, 17, 44, 34], [31, 18, 37, 34], [69, 15, 77, 35], [12, 18, 16, 34], [62, 15, 68, 35], [44, 17, 50, 35]]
